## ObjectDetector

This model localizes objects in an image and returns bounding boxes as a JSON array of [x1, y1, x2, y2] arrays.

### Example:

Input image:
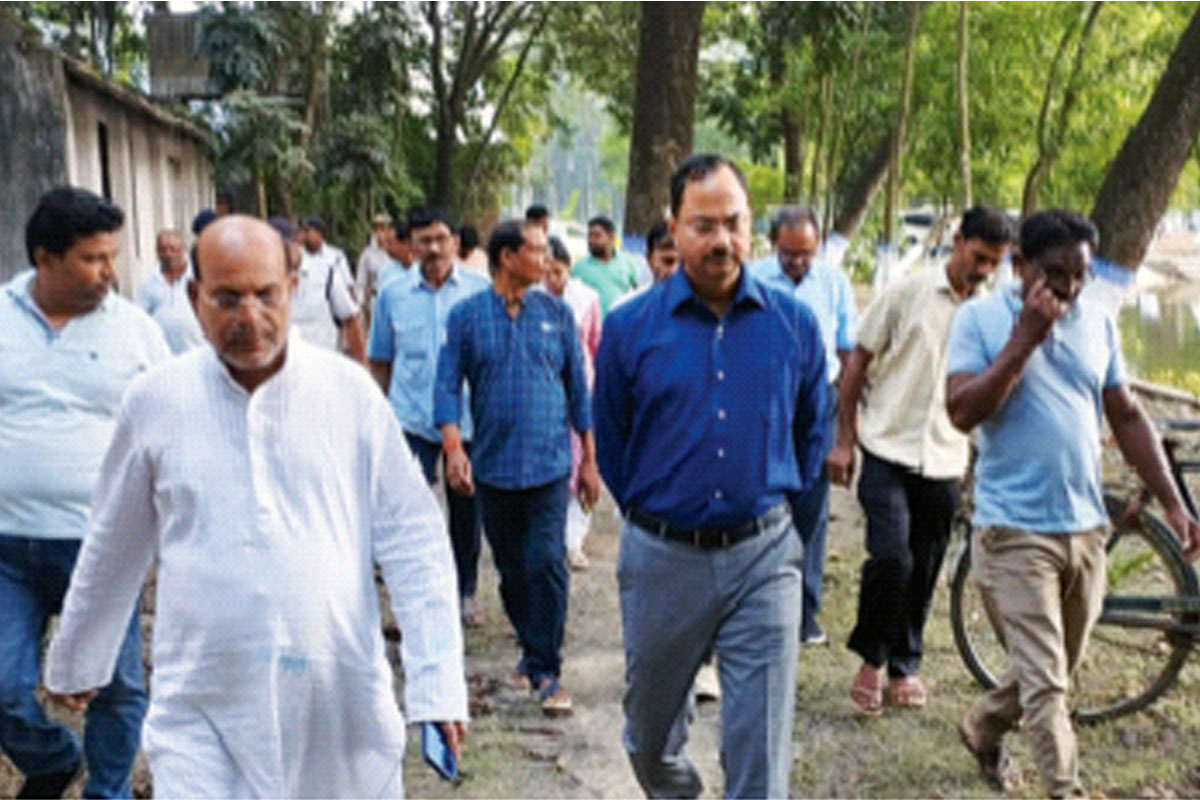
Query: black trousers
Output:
[[404, 432, 483, 600], [847, 449, 958, 677]]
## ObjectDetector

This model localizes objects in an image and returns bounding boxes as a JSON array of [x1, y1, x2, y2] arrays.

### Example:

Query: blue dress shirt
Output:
[[594, 267, 829, 529], [368, 265, 489, 443], [759, 259, 858, 383], [435, 288, 592, 490]]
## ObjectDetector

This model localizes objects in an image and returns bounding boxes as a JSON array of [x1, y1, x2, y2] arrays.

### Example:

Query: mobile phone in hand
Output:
[[421, 721, 457, 781]]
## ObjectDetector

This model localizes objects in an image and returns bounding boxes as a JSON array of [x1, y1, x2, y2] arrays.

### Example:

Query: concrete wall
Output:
[[0, 15, 69, 280], [64, 74, 213, 296], [0, 11, 212, 294]]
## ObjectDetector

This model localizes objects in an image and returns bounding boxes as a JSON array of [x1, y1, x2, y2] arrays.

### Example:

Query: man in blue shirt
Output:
[[435, 219, 600, 716], [594, 154, 828, 799], [369, 207, 490, 626], [758, 206, 858, 646], [0, 187, 168, 798], [947, 210, 1200, 797]]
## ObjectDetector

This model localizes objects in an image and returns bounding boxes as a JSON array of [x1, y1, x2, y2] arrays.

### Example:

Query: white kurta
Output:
[[45, 334, 468, 798]]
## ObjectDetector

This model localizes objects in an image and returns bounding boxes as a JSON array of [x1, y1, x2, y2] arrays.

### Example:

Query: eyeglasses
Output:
[[413, 233, 452, 249], [199, 286, 287, 311]]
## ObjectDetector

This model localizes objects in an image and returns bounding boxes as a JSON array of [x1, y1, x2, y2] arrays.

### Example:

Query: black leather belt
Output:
[[627, 504, 789, 550]]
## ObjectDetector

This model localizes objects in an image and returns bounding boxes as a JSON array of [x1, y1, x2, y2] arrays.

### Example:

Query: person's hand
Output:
[[1016, 277, 1068, 347], [1164, 505, 1200, 562], [445, 446, 474, 497], [438, 720, 468, 759], [45, 689, 97, 712], [826, 442, 856, 487], [577, 458, 601, 511]]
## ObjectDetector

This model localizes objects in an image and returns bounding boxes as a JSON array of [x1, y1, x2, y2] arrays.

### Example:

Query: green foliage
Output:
[[13, 1, 145, 81], [205, 90, 311, 207]]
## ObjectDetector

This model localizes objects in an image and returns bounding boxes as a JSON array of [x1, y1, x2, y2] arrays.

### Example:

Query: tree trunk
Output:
[[833, 127, 894, 239], [623, 1, 706, 235], [956, 1, 972, 208], [782, 107, 805, 203], [300, 3, 333, 153], [809, 72, 833, 205], [883, 2, 923, 247], [1092, 6, 1200, 269]]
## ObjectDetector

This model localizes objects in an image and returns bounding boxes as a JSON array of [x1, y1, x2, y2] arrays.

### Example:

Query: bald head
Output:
[[194, 215, 288, 284], [189, 215, 296, 392]]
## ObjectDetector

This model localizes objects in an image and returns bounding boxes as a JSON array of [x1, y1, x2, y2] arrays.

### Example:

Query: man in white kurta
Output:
[[44, 215, 468, 798]]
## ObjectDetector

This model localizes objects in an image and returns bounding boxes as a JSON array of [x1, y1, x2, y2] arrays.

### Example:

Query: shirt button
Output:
[[717, 409, 726, 420], [717, 448, 725, 458], [716, 325, 724, 339], [716, 370, 725, 381], [714, 489, 723, 499]]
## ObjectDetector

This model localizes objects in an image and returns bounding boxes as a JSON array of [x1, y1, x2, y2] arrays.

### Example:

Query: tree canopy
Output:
[[14, 1, 1200, 265]]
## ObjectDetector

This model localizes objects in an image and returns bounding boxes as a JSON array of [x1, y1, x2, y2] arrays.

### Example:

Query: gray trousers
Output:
[[618, 512, 802, 799]]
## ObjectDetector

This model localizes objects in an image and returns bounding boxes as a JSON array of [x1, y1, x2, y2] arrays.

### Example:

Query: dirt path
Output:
[[5, 471, 1200, 797]]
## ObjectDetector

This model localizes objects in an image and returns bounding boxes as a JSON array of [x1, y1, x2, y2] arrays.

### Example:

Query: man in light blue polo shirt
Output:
[[946, 209, 1200, 798], [758, 206, 857, 646], [0, 187, 169, 798], [368, 206, 490, 625]]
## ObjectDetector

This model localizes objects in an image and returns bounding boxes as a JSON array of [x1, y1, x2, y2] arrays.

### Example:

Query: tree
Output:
[[624, 2, 706, 235], [13, 1, 143, 80], [881, 2, 922, 247], [1021, 2, 1103, 215], [422, 1, 549, 206], [956, 2, 971, 208], [1091, 5, 1200, 270]]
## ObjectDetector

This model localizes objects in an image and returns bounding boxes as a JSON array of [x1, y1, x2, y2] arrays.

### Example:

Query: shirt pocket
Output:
[[527, 317, 564, 370], [394, 321, 430, 384]]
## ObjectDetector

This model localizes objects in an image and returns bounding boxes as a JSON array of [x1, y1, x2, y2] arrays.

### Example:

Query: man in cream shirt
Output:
[[45, 215, 468, 797], [827, 206, 1014, 715]]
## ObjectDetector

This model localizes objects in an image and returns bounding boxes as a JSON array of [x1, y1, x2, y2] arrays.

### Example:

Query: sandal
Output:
[[849, 663, 884, 716], [888, 675, 928, 709]]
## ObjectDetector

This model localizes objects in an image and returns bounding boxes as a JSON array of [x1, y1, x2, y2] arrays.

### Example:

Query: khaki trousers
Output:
[[965, 525, 1108, 798]]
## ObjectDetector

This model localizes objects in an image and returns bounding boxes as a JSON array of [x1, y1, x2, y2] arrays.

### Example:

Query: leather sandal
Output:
[[887, 675, 928, 709], [849, 663, 884, 716]]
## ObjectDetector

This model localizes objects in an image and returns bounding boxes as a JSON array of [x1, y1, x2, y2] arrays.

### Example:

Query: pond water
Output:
[[1120, 283, 1200, 396]]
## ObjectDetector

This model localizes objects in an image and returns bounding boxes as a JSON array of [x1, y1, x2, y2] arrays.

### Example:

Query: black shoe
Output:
[[17, 760, 81, 799], [801, 622, 828, 646], [958, 720, 1012, 793]]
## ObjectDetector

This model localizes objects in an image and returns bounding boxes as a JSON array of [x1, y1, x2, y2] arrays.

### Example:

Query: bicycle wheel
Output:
[[948, 494, 1198, 724], [949, 518, 1003, 691], [1071, 493, 1198, 724]]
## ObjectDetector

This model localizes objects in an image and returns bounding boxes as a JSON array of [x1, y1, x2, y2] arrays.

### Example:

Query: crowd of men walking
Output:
[[2, 151, 1199, 799]]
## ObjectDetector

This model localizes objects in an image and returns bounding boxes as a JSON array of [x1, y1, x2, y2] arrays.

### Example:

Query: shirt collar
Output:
[[416, 263, 462, 291], [10, 269, 116, 325], [664, 264, 767, 315], [766, 257, 823, 288]]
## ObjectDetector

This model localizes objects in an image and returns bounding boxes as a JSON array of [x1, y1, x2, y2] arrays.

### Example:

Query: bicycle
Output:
[[949, 418, 1200, 725]]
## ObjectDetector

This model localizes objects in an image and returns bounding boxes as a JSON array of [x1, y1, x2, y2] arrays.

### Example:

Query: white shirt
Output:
[[355, 235, 392, 303], [0, 270, 169, 539], [136, 268, 204, 354], [46, 334, 468, 797], [294, 244, 360, 351]]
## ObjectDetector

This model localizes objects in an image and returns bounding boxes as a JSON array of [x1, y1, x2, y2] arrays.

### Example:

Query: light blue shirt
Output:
[[946, 286, 1125, 533], [377, 259, 417, 295], [368, 264, 489, 443], [758, 259, 858, 383], [0, 270, 170, 539]]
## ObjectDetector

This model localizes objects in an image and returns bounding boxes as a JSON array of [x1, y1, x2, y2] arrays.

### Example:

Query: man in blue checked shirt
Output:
[[758, 206, 858, 647], [594, 154, 828, 799], [368, 206, 490, 627], [435, 218, 600, 717]]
